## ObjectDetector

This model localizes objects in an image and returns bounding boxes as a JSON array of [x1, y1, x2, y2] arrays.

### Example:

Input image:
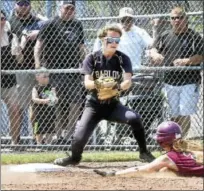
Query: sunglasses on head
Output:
[[16, 1, 30, 7], [104, 37, 120, 44], [121, 17, 133, 24], [1, 17, 6, 21], [171, 16, 185, 20]]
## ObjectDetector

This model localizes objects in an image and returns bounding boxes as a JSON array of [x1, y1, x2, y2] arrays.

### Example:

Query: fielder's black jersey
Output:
[[153, 28, 203, 85], [82, 50, 133, 103]]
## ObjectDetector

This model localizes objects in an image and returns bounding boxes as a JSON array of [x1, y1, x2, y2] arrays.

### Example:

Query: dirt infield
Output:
[[2, 162, 203, 190]]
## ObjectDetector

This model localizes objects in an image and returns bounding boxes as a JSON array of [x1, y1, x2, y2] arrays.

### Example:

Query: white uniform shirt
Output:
[[93, 24, 153, 70]]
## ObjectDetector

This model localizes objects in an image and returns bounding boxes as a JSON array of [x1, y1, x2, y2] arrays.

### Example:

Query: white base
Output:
[[9, 163, 68, 173]]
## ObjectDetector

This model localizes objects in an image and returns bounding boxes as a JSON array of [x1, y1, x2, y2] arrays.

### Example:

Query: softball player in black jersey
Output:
[[54, 23, 155, 166]]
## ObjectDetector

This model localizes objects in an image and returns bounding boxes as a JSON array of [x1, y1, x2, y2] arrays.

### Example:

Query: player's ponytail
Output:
[[173, 139, 203, 165]]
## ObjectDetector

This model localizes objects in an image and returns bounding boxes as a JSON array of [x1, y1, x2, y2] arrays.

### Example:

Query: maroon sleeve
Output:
[[167, 151, 178, 163]]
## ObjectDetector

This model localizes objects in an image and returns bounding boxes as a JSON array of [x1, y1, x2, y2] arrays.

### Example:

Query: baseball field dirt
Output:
[[2, 161, 203, 190]]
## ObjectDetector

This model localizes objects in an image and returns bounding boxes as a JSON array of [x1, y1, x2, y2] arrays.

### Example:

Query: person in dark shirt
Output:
[[1, 10, 23, 145], [149, 7, 204, 137], [34, 1, 86, 143], [9, 0, 46, 141], [32, 68, 58, 145], [9, 0, 44, 92], [9, 0, 41, 69], [94, 121, 204, 177], [53, 23, 155, 166]]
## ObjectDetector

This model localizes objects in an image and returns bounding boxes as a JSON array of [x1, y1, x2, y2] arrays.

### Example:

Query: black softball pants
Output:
[[71, 100, 148, 162]]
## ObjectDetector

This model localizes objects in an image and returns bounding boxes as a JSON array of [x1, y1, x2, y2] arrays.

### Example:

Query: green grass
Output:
[[1, 151, 161, 165]]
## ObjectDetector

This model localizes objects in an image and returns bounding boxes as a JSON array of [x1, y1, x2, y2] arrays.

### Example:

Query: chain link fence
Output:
[[1, 0, 203, 152]]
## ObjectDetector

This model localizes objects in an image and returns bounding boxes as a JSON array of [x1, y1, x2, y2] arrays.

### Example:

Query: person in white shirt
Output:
[[93, 7, 153, 70]]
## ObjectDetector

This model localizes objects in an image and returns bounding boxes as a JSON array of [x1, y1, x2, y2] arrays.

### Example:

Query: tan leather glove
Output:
[[97, 87, 119, 100], [95, 76, 117, 89]]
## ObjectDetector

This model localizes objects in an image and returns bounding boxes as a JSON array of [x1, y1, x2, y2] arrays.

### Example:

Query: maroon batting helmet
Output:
[[155, 121, 182, 145]]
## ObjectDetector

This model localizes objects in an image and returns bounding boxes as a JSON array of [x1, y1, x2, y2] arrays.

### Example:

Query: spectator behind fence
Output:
[[93, 7, 153, 70], [1, 10, 23, 145], [9, 0, 47, 143], [31, 67, 58, 145], [34, 1, 86, 144], [149, 7, 204, 137], [54, 23, 155, 167]]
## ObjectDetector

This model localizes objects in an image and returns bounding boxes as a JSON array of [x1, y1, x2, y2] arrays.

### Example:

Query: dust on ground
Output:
[[2, 161, 203, 190]]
